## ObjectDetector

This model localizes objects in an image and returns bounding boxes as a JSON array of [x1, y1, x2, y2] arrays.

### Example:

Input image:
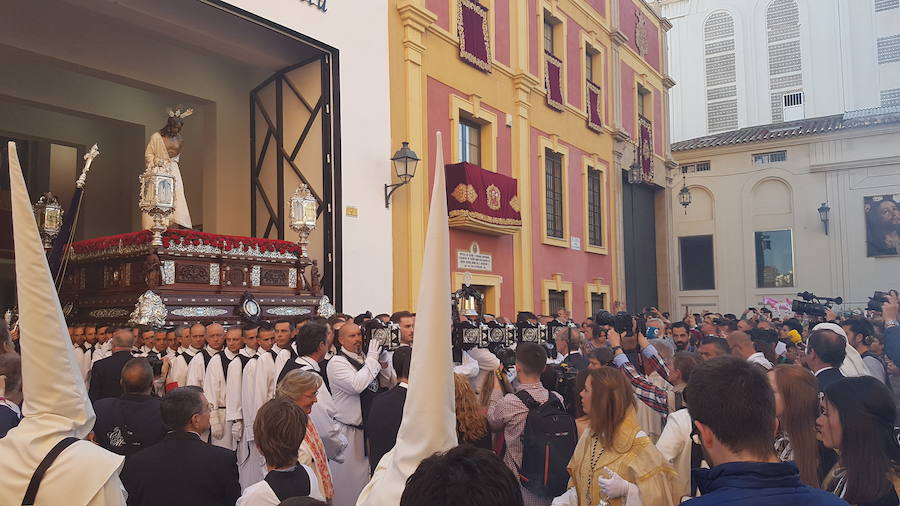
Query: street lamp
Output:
[[385, 141, 420, 208], [627, 160, 643, 185], [290, 184, 319, 257], [818, 202, 831, 235], [678, 165, 692, 213]]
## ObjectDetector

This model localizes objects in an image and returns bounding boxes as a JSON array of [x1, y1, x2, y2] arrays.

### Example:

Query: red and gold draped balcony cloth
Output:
[[639, 115, 654, 182], [446, 162, 521, 236], [586, 80, 603, 132], [545, 52, 564, 111], [457, 0, 492, 73]]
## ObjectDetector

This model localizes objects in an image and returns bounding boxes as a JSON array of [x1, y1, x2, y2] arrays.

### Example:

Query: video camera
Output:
[[791, 291, 843, 318], [594, 310, 635, 335], [362, 318, 402, 351], [867, 290, 896, 312]]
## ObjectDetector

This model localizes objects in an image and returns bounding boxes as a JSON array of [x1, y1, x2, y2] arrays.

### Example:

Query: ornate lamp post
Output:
[[384, 141, 420, 208], [139, 161, 176, 246], [627, 145, 643, 185], [32, 192, 64, 249], [289, 184, 318, 258]]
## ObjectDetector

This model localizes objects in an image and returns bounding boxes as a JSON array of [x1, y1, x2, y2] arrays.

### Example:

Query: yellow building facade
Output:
[[389, 0, 674, 318]]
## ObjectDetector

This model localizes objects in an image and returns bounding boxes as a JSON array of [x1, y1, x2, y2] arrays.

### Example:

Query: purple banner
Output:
[[545, 52, 564, 111], [458, 0, 492, 72], [587, 80, 602, 132]]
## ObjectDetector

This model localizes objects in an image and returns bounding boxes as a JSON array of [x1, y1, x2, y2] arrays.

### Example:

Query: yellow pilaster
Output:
[[392, 1, 436, 312]]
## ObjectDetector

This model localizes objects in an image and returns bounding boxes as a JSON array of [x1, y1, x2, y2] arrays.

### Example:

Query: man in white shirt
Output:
[[727, 331, 772, 370], [237, 324, 271, 489], [327, 323, 384, 506], [204, 326, 243, 449], [273, 320, 297, 382], [255, 324, 286, 407], [132, 327, 155, 358], [186, 323, 225, 388], [280, 320, 347, 461], [843, 318, 887, 383], [166, 323, 205, 391]]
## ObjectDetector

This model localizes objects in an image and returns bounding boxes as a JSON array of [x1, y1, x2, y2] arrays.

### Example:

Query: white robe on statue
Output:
[[142, 131, 191, 229]]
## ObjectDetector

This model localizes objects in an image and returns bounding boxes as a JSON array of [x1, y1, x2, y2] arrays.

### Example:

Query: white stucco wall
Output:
[[668, 123, 900, 314], [223, 1, 393, 315], [657, 0, 892, 142]]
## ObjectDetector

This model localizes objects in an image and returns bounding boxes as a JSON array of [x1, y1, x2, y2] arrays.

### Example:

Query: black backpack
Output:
[[514, 390, 577, 498]]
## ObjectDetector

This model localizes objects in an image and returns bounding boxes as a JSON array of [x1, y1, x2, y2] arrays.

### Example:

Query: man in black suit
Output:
[[555, 327, 589, 371], [805, 328, 846, 392], [91, 358, 166, 457], [365, 345, 411, 473], [89, 328, 136, 402], [120, 386, 240, 506]]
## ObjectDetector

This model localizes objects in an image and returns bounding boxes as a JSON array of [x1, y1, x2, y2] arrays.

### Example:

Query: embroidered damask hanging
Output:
[[457, 0, 492, 72], [545, 52, 564, 111], [446, 162, 521, 235], [638, 115, 654, 182], [586, 80, 603, 132]]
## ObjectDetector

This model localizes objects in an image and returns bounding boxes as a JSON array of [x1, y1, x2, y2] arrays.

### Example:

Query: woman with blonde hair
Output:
[[454, 373, 492, 449], [552, 367, 679, 506], [768, 365, 825, 487], [276, 369, 334, 503]]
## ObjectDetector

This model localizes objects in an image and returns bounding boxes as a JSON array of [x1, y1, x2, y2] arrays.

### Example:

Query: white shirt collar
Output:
[[205, 345, 220, 355], [398, 382, 409, 389], [298, 356, 321, 371], [814, 366, 834, 376], [342, 349, 364, 361]]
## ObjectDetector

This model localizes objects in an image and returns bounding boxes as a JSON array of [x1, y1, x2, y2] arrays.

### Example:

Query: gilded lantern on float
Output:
[[139, 161, 176, 246], [289, 184, 318, 257], [33, 192, 64, 249]]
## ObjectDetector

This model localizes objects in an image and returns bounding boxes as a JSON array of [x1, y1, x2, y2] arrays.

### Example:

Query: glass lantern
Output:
[[679, 185, 692, 209], [33, 192, 64, 249], [139, 162, 176, 246], [289, 184, 318, 257]]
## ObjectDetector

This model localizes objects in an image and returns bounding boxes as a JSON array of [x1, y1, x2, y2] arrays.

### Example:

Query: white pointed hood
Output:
[[0, 142, 123, 505], [8, 141, 94, 431], [357, 132, 458, 505]]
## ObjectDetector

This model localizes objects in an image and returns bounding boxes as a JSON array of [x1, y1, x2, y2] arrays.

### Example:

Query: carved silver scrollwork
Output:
[[171, 307, 228, 317], [89, 308, 131, 319], [251, 266, 260, 287], [161, 260, 175, 285], [317, 295, 336, 318], [266, 306, 311, 316], [288, 268, 297, 289], [129, 290, 168, 327], [210, 263, 220, 286]]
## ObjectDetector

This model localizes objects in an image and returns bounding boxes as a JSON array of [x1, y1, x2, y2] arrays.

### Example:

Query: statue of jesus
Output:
[[142, 108, 193, 230]]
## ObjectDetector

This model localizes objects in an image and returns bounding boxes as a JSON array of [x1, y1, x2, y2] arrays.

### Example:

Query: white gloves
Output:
[[210, 418, 224, 440], [366, 339, 383, 362], [550, 488, 577, 506], [231, 420, 243, 442], [598, 467, 629, 499]]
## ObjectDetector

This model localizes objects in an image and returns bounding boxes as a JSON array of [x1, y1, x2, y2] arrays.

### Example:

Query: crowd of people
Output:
[[2, 291, 900, 505]]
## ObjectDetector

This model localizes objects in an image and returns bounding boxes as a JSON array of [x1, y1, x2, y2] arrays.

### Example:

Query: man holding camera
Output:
[[327, 322, 385, 506]]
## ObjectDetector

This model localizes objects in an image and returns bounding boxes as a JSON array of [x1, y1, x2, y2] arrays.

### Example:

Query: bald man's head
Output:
[[189, 323, 206, 349], [206, 323, 225, 351], [121, 358, 153, 394], [337, 323, 364, 354], [726, 331, 754, 361]]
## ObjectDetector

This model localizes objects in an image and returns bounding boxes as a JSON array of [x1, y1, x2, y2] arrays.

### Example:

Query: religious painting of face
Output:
[[865, 194, 900, 257]]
